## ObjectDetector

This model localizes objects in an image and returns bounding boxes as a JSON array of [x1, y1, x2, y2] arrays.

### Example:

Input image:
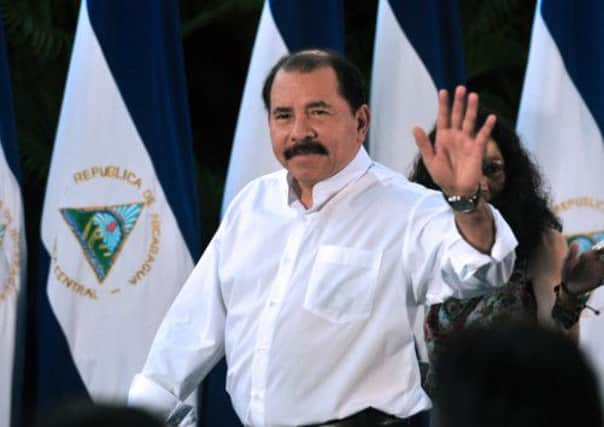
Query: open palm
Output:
[[413, 86, 496, 197]]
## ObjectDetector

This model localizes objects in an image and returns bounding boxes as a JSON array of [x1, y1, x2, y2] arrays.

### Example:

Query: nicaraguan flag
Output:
[[0, 9, 26, 427], [516, 0, 604, 396], [369, 0, 465, 363], [369, 0, 465, 175], [220, 0, 344, 215], [210, 1, 344, 425], [36, 0, 200, 412]]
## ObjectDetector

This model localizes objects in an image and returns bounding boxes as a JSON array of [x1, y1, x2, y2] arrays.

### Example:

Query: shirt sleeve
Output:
[[128, 225, 227, 420], [403, 192, 518, 306]]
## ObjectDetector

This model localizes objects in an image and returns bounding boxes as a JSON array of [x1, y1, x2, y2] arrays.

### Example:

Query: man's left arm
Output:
[[413, 85, 498, 253]]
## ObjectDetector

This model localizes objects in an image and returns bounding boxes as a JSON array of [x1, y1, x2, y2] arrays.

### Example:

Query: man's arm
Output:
[[128, 231, 227, 424], [413, 86, 496, 253]]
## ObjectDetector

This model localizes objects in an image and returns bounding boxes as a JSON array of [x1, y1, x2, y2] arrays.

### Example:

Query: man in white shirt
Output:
[[128, 49, 518, 426]]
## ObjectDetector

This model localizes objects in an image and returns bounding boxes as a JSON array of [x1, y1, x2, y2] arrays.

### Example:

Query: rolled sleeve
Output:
[[440, 205, 517, 294], [406, 193, 518, 305]]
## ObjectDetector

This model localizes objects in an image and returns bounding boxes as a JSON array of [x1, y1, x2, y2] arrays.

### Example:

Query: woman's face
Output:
[[480, 139, 506, 202]]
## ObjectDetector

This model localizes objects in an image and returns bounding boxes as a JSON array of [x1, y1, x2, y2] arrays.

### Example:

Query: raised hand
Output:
[[413, 86, 496, 197], [562, 243, 604, 295]]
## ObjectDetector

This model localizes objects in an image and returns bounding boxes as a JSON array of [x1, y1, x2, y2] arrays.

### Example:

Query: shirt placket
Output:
[[247, 214, 309, 425]]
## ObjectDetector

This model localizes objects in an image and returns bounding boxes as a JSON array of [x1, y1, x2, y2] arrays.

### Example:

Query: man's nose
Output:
[[291, 116, 317, 141]]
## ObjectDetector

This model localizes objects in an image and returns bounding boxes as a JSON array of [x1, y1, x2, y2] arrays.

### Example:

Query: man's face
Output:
[[268, 66, 369, 190]]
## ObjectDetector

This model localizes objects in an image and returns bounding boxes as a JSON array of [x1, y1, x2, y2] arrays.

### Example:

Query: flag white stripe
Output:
[[221, 1, 286, 215], [517, 2, 604, 398], [369, 0, 439, 176], [42, 1, 194, 401]]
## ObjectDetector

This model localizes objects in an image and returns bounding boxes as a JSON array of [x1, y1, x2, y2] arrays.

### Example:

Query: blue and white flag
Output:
[[517, 0, 604, 395], [211, 1, 343, 424], [0, 10, 26, 427], [369, 0, 465, 363], [36, 0, 200, 411], [220, 0, 345, 215], [369, 0, 465, 175]]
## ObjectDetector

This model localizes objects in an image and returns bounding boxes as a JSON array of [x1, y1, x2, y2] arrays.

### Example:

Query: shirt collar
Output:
[[286, 146, 372, 211]]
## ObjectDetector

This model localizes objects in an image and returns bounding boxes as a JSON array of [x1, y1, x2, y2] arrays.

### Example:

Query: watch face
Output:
[[445, 192, 480, 213], [449, 198, 476, 213]]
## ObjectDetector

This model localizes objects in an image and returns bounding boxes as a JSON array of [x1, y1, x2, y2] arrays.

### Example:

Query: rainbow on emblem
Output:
[[60, 203, 144, 282]]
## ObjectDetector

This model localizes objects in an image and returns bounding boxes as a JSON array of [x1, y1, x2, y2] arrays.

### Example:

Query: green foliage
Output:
[[460, 0, 536, 120]]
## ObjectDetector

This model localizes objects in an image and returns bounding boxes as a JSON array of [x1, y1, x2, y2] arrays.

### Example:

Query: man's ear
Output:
[[356, 104, 370, 136]]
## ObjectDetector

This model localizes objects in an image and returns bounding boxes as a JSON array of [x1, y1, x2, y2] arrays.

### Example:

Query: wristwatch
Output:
[[443, 187, 481, 213]]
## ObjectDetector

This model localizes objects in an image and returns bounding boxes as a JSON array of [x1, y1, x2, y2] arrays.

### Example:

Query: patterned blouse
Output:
[[422, 260, 537, 393]]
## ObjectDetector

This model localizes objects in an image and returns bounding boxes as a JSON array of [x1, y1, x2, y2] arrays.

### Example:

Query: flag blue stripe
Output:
[[387, 0, 465, 92], [541, 1, 604, 136], [36, 0, 201, 413], [0, 13, 20, 183], [269, 0, 345, 53], [87, 0, 201, 259]]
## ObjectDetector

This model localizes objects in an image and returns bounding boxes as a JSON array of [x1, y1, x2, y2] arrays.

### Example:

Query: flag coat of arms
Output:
[[0, 9, 25, 426], [37, 0, 200, 410], [516, 0, 604, 395]]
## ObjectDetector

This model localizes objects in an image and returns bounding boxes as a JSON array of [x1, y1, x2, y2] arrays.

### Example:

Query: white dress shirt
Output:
[[129, 147, 517, 426]]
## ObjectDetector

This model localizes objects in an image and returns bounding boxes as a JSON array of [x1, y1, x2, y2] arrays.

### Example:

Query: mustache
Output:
[[283, 139, 329, 160]]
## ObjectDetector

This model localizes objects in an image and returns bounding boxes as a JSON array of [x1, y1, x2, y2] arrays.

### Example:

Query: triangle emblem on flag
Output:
[[60, 203, 144, 282], [566, 230, 604, 252]]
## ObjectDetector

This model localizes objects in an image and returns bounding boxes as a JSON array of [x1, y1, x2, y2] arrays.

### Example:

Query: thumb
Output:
[[562, 242, 580, 280]]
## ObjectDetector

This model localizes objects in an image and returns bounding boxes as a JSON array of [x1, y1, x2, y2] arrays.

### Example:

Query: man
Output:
[[128, 49, 518, 426]]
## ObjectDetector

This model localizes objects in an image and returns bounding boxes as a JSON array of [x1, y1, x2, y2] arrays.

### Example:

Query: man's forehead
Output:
[[270, 67, 338, 101]]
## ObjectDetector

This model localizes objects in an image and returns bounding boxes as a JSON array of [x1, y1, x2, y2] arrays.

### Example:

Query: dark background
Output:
[[3, 0, 536, 419]]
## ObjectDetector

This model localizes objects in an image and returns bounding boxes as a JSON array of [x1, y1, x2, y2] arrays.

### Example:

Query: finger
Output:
[[436, 89, 450, 130], [462, 92, 479, 134], [413, 126, 435, 164], [562, 242, 580, 278], [474, 114, 497, 148], [450, 86, 466, 129]]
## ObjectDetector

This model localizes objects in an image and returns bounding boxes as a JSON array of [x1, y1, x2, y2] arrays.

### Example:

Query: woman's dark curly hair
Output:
[[409, 107, 561, 263]]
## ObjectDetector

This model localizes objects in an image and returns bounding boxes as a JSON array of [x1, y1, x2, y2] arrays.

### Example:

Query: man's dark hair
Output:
[[409, 107, 561, 262], [262, 48, 367, 113], [433, 324, 602, 427]]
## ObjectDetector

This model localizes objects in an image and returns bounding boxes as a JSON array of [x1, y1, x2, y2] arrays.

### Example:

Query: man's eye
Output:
[[310, 109, 328, 116], [274, 113, 291, 120]]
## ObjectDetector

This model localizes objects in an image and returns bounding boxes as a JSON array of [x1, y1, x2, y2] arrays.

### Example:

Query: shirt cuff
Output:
[[128, 374, 195, 426], [447, 204, 518, 275]]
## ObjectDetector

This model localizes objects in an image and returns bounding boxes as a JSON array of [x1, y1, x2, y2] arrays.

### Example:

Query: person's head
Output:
[[262, 49, 370, 190], [433, 324, 603, 427], [409, 107, 560, 262], [39, 400, 165, 427]]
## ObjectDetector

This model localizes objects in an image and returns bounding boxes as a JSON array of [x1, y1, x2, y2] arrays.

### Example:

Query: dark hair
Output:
[[262, 49, 367, 113], [409, 107, 561, 262], [433, 324, 602, 427]]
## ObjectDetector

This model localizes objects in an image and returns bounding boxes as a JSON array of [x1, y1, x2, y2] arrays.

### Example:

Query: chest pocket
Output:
[[303, 245, 382, 323]]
